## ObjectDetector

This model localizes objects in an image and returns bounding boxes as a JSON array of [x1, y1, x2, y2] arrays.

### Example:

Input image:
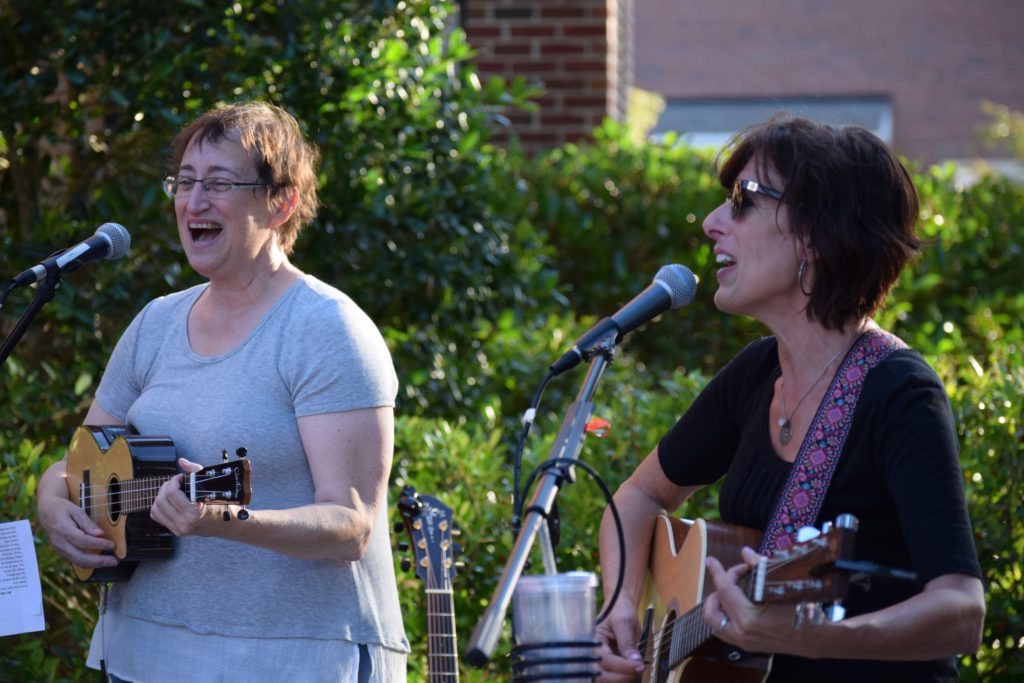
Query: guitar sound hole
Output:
[[107, 476, 122, 524]]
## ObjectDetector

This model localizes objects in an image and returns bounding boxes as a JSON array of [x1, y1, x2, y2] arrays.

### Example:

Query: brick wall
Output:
[[633, 0, 1024, 164], [463, 0, 633, 151]]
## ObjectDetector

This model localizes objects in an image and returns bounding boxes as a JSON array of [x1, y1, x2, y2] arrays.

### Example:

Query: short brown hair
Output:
[[718, 114, 922, 332], [170, 102, 320, 255]]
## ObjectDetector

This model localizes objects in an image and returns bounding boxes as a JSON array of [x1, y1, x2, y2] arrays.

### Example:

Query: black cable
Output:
[[0, 282, 14, 309], [511, 369, 556, 528], [519, 457, 627, 625]]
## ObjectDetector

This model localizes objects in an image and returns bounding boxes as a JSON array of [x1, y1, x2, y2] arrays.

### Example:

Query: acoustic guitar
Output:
[[65, 424, 252, 582], [637, 514, 857, 683], [397, 485, 461, 683]]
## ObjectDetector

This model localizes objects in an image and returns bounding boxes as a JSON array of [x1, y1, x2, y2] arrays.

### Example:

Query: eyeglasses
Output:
[[163, 175, 267, 198], [730, 178, 784, 219]]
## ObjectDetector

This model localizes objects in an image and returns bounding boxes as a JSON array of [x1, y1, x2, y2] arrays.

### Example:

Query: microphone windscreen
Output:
[[655, 264, 698, 309], [98, 223, 131, 259]]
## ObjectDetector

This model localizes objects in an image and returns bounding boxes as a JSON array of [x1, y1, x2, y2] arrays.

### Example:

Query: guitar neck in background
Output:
[[397, 487, 462, 683], [426, 587, 459, 682]]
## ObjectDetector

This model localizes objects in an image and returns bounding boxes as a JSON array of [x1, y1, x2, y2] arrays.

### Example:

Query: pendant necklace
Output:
[[778, 344, 849, 445]]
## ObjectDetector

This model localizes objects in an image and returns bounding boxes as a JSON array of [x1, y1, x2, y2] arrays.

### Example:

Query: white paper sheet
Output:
[[0, 519, 45, 637]]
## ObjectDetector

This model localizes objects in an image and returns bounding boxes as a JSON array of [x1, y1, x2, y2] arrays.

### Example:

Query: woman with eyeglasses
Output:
[[595, 115, 984, 682], [37, 102, 408, 681]]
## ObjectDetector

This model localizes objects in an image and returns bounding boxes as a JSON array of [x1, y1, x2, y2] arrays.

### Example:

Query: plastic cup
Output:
[[512, 571, 599, 681]]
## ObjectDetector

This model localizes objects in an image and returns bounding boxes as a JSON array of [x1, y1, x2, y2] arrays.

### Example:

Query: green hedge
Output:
[[2, 1, 1022, 680]]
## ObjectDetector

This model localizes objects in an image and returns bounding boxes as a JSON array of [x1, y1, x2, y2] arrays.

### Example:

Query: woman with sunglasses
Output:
[[37, 102, 408, 681], [595, 114, 984, 682]]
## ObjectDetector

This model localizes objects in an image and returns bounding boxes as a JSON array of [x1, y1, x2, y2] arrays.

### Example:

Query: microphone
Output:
[[550, 264, 698, 376], [9, 223, 131, 289]]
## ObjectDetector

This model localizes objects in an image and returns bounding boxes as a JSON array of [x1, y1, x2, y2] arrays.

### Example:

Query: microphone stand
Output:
[[0, 268, 62, 369], [465, 330, 617, 668]]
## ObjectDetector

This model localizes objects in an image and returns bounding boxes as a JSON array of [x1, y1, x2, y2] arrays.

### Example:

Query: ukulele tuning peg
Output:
[[236, 447, 248, 459]]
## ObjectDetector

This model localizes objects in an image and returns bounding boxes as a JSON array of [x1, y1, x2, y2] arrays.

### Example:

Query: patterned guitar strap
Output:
[[759, 328, 908, 555]]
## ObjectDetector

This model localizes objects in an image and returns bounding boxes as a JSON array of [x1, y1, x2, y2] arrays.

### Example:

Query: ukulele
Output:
[[65, 424, 252, 582], [638, 514, 857, 683], [397, 486, 461, 683]]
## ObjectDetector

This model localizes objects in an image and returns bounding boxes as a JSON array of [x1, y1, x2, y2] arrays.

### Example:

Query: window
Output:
[[651, 96, 893, 149]]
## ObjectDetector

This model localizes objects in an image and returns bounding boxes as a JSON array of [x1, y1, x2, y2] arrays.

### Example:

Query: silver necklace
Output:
[[778, 345, 848, 445]]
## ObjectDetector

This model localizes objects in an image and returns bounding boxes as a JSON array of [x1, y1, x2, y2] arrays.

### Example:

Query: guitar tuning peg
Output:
[[836, 513, 859, 531], [792, 601, 825, 629], [850, 572, 873, 591], [236, 447, 248, 459], [400, 558, 411, 572], [452, 542, 462, 556], [221, 448, 229, 462], [795, 526, 821, 542], [825, 602, 846, 623], [393, 522, 405, 534], [451, 526, 462, 537], [237, 506, 250, 521], [398, 542, 410, 552], [454, 561, 465, 571]]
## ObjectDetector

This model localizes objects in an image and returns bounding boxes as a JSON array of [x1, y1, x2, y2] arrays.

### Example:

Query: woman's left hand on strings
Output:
[[703, 546, 806, 656], [150, 457, 209, 537]]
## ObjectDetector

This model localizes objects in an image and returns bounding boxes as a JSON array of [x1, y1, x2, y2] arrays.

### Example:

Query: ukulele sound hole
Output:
[[107, 476, 122, 523]]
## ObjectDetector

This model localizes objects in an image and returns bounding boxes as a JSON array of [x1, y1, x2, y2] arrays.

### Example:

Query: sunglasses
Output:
[[730, 178, 785, 219]]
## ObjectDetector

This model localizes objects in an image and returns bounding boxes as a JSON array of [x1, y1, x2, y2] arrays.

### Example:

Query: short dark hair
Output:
[[718, 114, 922, 331], [170, 102, 320, 256]]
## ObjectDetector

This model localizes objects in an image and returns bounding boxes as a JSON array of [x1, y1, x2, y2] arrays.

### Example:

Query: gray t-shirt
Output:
[[92, 274, 407, 654]]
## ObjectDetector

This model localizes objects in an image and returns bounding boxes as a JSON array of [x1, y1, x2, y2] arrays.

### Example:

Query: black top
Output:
[[658, 336, 982, 683]]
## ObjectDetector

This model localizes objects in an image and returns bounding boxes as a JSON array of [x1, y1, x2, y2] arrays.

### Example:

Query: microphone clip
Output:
[[549, 318, 620, 376]]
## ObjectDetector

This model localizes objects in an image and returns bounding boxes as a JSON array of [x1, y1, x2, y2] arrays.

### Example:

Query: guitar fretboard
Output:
[[665, 563, 764, 669], [426, 588, 459, 682], [666, 605, 711, 669]]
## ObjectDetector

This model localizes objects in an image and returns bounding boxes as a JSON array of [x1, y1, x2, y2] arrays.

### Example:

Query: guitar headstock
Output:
[[187, 458, 253, 505], [750, 516, 858, 605], [396, 485, 460, 589]]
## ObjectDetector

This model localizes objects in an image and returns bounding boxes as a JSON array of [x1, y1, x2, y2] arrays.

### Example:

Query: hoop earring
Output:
[[797, 259, 812, 296]]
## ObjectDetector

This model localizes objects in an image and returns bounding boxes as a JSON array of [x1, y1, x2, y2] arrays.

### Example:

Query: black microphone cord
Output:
[[519, 457, 627, 625], [510, 367, 628, 625], [511, 369, 556, 528], [0, 282, 14, 309]]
